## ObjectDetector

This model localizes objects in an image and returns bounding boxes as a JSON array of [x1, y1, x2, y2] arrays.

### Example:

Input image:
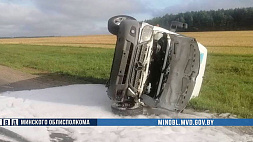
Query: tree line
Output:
[[145, 7, 253, 31]]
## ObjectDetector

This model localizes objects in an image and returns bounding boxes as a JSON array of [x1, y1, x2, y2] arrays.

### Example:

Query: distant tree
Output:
[[145, 7, 253, 31]]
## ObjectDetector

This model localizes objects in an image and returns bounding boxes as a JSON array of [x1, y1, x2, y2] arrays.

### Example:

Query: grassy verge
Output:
[[189, 53, 253, 118], [0, 44, 114, 83], [0, 44, 252, 118]]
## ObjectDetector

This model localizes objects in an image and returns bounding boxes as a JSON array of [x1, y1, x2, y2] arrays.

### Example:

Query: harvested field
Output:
[[0, 35, 116, 48], [1, 31, 253, 54]]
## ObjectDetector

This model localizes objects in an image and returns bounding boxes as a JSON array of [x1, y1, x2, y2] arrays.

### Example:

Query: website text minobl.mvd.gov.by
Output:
[[158, 119, 214, 126]]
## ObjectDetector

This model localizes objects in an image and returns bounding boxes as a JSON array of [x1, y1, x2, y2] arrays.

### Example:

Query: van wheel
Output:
[[108, 15, 136, 35], [111, 102, 143, 116]]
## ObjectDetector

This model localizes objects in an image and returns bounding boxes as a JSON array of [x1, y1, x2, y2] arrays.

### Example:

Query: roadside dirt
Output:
[[0, 65, 86, 93]]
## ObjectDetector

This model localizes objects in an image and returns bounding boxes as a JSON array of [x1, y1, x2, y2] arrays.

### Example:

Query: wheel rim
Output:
[[114, 17, 127, 25]]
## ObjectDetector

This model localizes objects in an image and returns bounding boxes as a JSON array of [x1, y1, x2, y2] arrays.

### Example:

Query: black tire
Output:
[[111, 102, 143, 116], [108, 15, 136, 35]]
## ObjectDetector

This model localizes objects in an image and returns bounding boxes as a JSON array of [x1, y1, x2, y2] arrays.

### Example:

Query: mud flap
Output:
[[152, 34, 200, 112]]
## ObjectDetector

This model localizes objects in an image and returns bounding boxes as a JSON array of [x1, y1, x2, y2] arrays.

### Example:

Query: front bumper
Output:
[[107, 20, 143, 102]]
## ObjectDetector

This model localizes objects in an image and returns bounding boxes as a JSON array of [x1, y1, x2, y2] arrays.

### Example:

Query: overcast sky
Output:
[[1, 0, 253, 37]]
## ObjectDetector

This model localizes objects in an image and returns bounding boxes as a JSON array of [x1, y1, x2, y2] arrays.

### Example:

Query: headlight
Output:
[[140, 25, 153, 43]]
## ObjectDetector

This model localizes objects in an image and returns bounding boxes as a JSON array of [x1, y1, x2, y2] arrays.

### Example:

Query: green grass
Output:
[[189, 53, 253, 118], [0, 44, 114, 83], [0, 44, 252, 118]]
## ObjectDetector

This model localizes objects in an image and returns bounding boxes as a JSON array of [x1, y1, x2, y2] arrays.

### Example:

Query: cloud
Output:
[[0, 0, 147, 37], [0, 0, 253, 37]]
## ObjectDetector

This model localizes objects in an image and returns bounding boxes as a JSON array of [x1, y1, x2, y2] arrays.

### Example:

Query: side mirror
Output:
[[169, 21, 188, 32]]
